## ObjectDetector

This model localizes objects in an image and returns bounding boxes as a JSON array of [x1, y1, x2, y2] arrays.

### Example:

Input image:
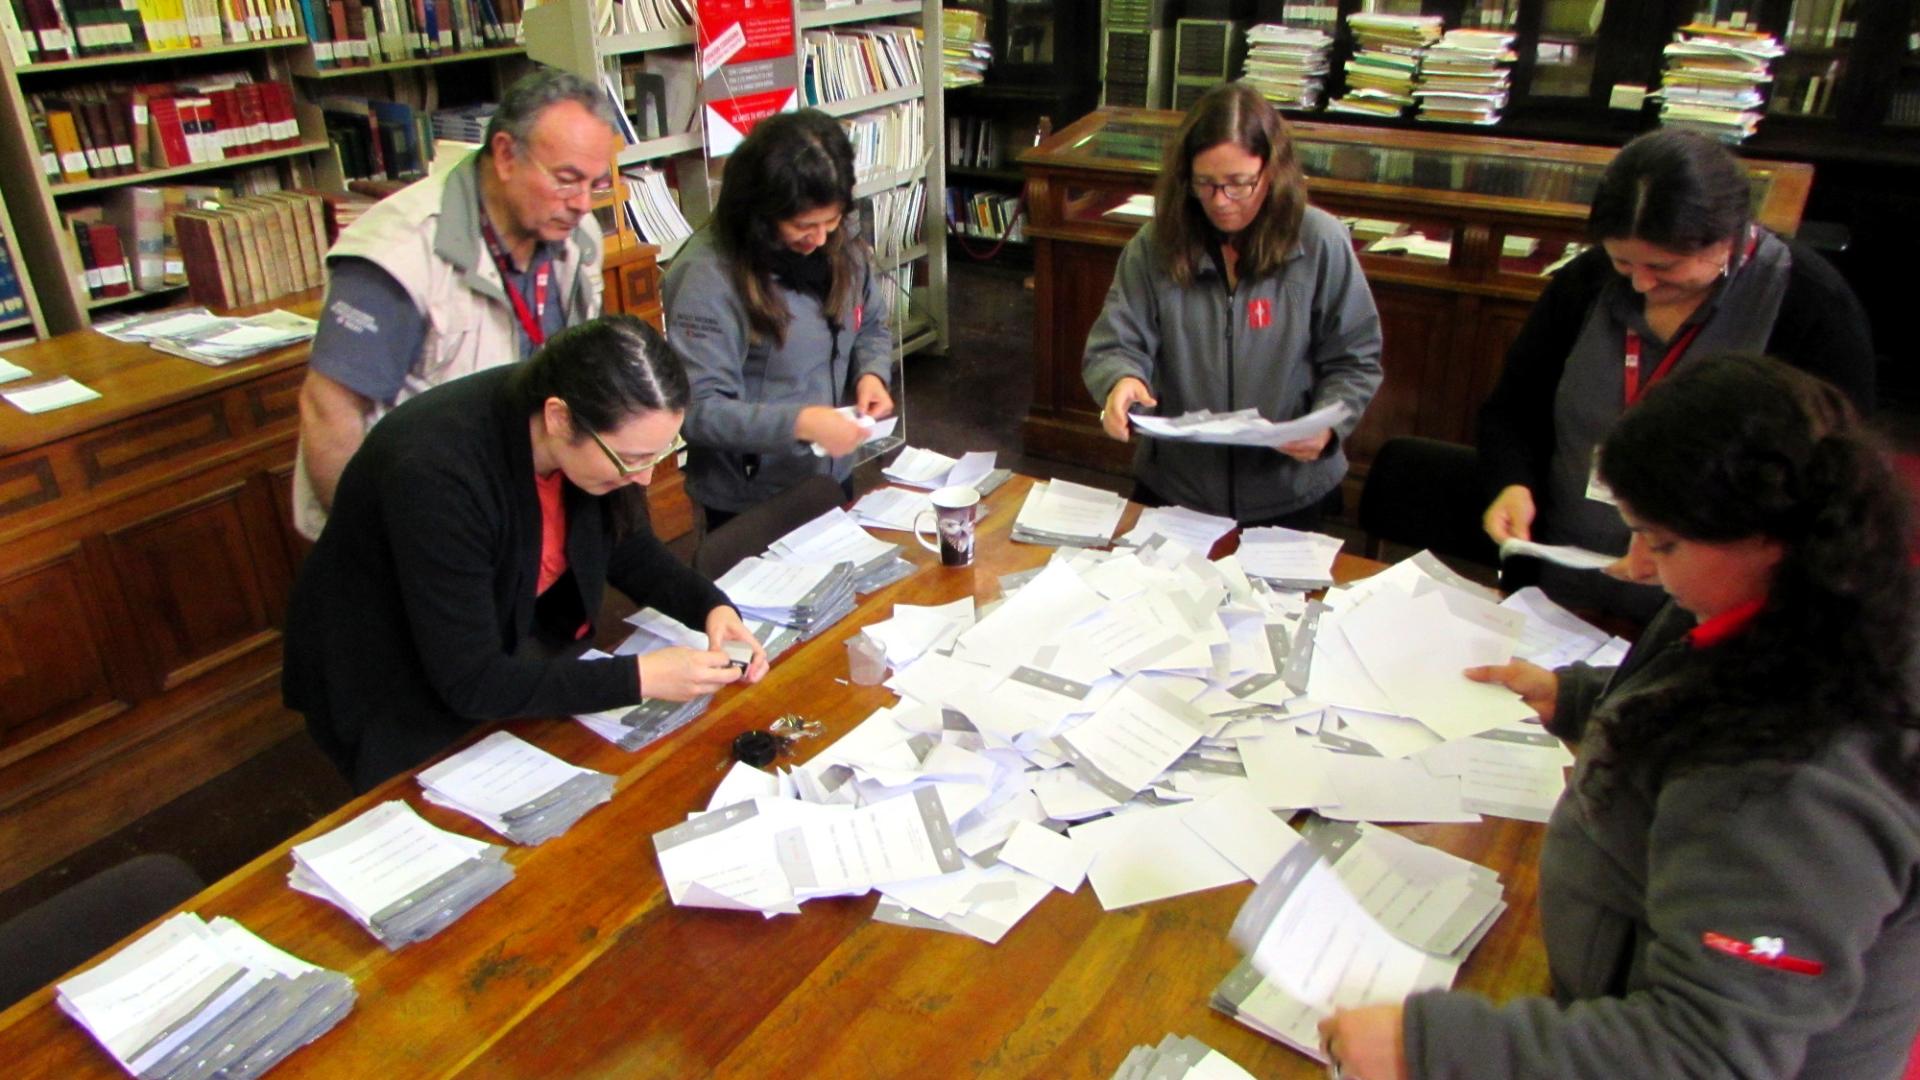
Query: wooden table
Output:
[[0, 475, 1549, 1079]]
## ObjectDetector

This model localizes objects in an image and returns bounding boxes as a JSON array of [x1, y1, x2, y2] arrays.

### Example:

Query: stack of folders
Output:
[[417, 732, 615, 846], [765, 507, 915, 594], [1657, 24, 1782, 142], [1110, 1033, 1257, 1080], [715, 558, 860, 639], [1415, 27, 1516, 124], [1235, 526, 1346, 591], [1243, 24, 1334, 110], [1215, 820, 1505, 1063], [288, 802, 512, 949], [57, 913, 354, 1079], [1330, 13, 1442, 117], [1010, 479, 1127, 547], [573, 643, 713, 752]]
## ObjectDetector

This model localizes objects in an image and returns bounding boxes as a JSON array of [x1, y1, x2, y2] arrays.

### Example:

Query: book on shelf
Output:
[[299, 0, 521, 69], [841, 98, 924, 184], [594, 0, 689, 35], [944, 186, 1021, 244], [618, 165, 690, 256], [861, 179, 924, 261], [3, 0, 303, 63], [25, 74, 300, 185], [800, 23, 924, 108], [172, 188, 328, 308], [0, 232, 28, 321], [62, 208, 133, 299], [321, 95, 429, 182]]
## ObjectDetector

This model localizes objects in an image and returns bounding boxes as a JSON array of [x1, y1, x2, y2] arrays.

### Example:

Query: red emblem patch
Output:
[[1248, 298, 1271, 330], [1702, 932, 1825, 976], [854, 305, 864, 331]]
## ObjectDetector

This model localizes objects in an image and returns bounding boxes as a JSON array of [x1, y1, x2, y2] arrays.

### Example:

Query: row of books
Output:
[[591, 0, 687, 35], [861, 179, 924, 261], [1298, 142, 1603, 206], [945, 113, 1004, 170], [321, 95, 429, 182], [1, 0, 302, 65], [26, 77, 301, 184], [0, 229, 28, 324], [944, 186, 1022, 244], [939, 7, 989, 89], [1657, 23, 1783, 142], [1782, 0, 1857, 49], [800, 24, 923, 108], [174, 190, 332, 308], [619, 166, 690, 257], [842, 98, 922, 185], [1328, 13, 1441, 118], [300, 0, 527, 69]]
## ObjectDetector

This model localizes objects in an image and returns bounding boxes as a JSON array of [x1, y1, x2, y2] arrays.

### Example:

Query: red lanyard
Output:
[[480, 221, 550, 348], [1622, 323, 1703, 408], [1621, 226, 1760, 408]]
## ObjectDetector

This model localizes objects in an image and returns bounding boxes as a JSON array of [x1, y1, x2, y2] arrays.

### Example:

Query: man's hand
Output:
[[854, 373, 894, 419], [1101, 377, 1157, 442], [1483, 484, 1536, 545]]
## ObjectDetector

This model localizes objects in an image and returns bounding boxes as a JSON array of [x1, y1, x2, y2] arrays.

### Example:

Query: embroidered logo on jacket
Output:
[[1247, 298, 1272, 330], [1702, 931, 1825, 975]]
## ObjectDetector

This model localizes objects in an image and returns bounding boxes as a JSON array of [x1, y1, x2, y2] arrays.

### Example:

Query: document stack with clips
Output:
[[763, 508, 915, 595], [57, 913, 354, 1079], [1011, 479, 1127, 547], [288, 801, 513, 949], [715, 557, 860, 640], [417, 732, 616, 845], [1214, 819, 1506, 1063], [1110, 1033, 1256, 1079], [574, 684, 715, 751]]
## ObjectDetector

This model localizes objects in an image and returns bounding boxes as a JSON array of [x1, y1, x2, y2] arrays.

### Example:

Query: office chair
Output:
[[1356, 436, 1500, 571], [693, 475, 849, 579], [0, 853, 205, 1009]]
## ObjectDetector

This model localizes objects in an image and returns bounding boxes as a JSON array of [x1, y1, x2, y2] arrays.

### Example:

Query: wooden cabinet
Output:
[[1016, 108, 1814, 494]]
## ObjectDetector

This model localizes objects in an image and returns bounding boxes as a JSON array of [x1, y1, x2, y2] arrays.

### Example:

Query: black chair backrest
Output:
[[693, 475, 849, 579], [0, 853, 204, 1010], [1357, 436, 1500, 569]]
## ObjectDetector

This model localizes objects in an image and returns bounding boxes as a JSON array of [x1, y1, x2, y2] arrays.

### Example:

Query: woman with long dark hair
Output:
[[1321, 354, 1920, 1079], [1479, 129, 1875, 620], [284, 315, 769, 791], [1083, 81, 1382, 526], [664, 109, 895, 534]]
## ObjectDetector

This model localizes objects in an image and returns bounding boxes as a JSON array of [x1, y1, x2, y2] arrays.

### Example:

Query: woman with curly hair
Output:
[[1319, 354, 1920, 1079], [1082, 81, 1382, 527], [664, 109, 894, 535]]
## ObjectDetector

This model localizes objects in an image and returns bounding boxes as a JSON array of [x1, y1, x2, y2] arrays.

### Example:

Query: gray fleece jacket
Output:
[[1404, 604, 1920, 1079], [1081, 207, 1382, 521], [664, 228, 893, 515]]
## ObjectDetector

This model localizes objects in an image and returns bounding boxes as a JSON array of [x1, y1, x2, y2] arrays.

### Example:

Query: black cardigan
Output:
[[283, 366, 731, 790], [1477, 239, 1876, 501]]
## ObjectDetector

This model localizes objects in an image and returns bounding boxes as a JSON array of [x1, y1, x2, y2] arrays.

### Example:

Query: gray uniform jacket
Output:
[[664, 228, 893, 515], [1082, 208, 1383, 521], [1404, 605, 1920, 1079]]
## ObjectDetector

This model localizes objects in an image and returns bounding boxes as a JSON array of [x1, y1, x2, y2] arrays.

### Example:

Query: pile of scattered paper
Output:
[[57, 913, 354, 1079], [417, 732, 616, 845], [1657, 24, 1784, 142], [289, 802, 512, 949], [95, 307, 318, 366], [1111, 1033, 1256, 1080], [1011, 479, 1128, 546], [881, 445, 1007, 493], [1235, 525, 1345, 590], [763, 507, 915, 594]]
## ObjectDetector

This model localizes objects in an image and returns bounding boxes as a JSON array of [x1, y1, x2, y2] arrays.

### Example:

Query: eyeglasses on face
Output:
[[1190, 177, 1262, 202], [517, 141, 617, 198], [588, 428, 685, 476]]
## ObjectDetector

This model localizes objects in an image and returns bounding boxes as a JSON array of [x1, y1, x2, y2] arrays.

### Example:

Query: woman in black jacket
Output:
[[1477, 129, 1874, 621], [284, 315, 767, 791]]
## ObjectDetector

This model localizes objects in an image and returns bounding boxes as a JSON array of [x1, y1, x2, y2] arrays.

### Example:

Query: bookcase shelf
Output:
[[0, 314, 33, 332], [48, 139, 332, 196], [291, 44, 527, 79], [17, 38, 309, 75], [799, 1, 922, 29], [853, 161, 925, 199], [599, 27, 698, 58], [85, 282, 187, 310], [815, 82, 923, 118], [617, 130, 704, 166]]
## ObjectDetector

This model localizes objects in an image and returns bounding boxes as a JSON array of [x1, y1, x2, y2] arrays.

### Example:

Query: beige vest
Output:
[[293, 153, 604, 538]]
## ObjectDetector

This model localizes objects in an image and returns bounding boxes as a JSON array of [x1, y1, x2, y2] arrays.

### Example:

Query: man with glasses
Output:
[[293, 67, 622, 538]]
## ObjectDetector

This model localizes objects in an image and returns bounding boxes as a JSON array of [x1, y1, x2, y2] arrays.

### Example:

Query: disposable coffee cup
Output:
[[913, 485, 980, 567]]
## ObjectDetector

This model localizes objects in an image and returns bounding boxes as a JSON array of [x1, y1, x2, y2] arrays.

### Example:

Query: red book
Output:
[[273, 84, 300, 148], [239, 84, 268, 153], [87, 222, 131, 297], [188, 98, 216, 162], [147, 97, 192, 167], [207, 90, 236, 158]]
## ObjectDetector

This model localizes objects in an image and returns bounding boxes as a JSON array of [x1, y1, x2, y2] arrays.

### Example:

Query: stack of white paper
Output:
[[1110, 1033, 1258, 1080], [1011, 479, 1127, 547], [57, 912, 355, 1080], [1128, 402, 1349, 449], [881, 447, 1008, 493], [714, 557, 859, 638], [1215, 819, 1505, 1065], [288, 802, 513, 949], [96, 307, 318, 367], [765, 507, 915, 594], [1236, 526, 1345, 589], [850, 486, 932, 532], [1120, 505, 1238, 553], [417, 732, 615, 845]]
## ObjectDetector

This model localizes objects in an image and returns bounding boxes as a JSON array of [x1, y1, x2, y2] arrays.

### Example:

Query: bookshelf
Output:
[[0, 38, 332, 333], [526, 0, 949, 361]]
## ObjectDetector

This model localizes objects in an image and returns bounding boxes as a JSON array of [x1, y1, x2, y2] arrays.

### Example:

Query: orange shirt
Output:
[[535, 470, 568, 596]]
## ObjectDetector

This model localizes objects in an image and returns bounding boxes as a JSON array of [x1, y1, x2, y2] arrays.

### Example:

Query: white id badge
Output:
[[1585, 450, 1618, 506]]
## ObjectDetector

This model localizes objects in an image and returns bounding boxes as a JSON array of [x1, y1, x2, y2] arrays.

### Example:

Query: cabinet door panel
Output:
[[1036, 242, 1121, 419], [0, 548, 126, 751], [1348, 287, 1455, 467], [106, 486, 277, 690]]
